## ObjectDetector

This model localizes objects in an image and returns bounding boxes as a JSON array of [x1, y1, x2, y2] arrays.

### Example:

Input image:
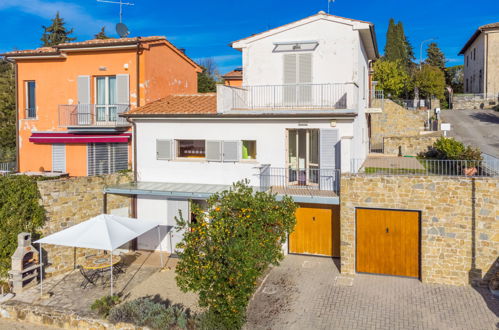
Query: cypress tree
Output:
[[397, 22, 415, 68], [0, 60, 16, 161], [426, 42, 446, 71], [384, 18, 399, 61], [41, 12, 76, 47]]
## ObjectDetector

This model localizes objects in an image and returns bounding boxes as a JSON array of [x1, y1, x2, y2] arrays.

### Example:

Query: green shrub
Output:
[[419, 137, 483, 162], [0, 175, 47, 276], [108, 298, 190, 329], [175, 180, 297, 329], [91, 295, 120, 318]]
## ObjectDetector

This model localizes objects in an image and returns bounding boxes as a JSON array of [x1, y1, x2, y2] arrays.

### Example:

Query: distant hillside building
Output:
[[459, 22, 499, 95], [222, 68, 243, 87]]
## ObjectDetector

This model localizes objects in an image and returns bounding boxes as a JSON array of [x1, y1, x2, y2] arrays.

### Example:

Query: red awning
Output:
[[29, 132, 131, 144]]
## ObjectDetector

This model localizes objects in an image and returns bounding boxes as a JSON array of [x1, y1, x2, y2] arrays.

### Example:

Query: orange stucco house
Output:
[[2, 37, 201, 176]]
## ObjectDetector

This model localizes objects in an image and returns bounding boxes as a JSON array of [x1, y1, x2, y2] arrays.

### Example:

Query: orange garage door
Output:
[[289, 204, 340, 257], [356, 208, 420, 278]]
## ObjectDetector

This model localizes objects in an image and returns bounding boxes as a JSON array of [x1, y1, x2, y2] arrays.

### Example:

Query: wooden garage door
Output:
[[356, 209, 419, 278], [289, 204, 340, 257]]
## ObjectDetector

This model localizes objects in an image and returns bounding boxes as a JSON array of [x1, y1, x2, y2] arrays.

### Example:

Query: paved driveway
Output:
[[246, 255, 499, 330], [441, 109, 499, 158]]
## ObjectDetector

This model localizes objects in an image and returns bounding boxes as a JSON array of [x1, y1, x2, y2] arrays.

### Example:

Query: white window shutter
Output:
[[319, 129, 339, 169], [206, 140, 222, 162], [222, 141, 240, 162], [283, 54, 297, 84], [52, 144, 66, 173], [77, 76, 90, 104], [298, 53, 312, 84], [116, 74, 130, 105], [157, 140, 173, 160]]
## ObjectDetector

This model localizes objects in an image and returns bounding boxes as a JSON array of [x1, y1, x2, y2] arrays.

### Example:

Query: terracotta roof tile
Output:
[[222, 69, 243, 79], [2, 36, 165, 56], [126, 94, 217, 116]]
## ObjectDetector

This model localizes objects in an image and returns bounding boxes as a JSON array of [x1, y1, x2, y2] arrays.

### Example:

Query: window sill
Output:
[[23, 117, 38, 120], [158, 158, 260, 164]]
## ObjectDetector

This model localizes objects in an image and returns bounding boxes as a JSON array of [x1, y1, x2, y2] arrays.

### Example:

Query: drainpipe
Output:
[[484, 32, 488, 96]]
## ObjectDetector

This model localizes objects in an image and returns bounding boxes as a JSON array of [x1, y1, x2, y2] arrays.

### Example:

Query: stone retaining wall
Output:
[[0, 301, 139, 329], [383, 133, 442, 156], [453, 95, 498, 110], [340, 175, 498, 286], [370, 99, 428, 150], [37, 173, 133, 277]]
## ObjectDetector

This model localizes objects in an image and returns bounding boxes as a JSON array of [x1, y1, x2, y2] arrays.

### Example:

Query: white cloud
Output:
[[194, 54, 241, 63], [0, 0, 113, 36]]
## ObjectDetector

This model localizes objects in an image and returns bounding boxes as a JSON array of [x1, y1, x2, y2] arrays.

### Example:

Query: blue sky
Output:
[[1, 0, 498, 74]]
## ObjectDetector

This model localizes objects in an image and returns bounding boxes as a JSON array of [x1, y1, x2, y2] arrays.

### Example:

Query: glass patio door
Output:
[[288, 129, 319, 185], [96, 76, 117, 123]]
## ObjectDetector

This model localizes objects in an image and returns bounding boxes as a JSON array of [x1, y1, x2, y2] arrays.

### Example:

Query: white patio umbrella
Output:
[[35, 214, 165, 296]]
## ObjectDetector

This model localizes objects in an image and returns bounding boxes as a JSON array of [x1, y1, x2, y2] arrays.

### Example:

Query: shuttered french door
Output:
[[283, 53, 313, 105], [87, 143, 128, 176]]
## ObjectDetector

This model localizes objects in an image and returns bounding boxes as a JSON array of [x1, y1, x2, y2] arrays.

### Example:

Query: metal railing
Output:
[[259, 166, 341, 195], [0, 161, 16, 173], [370, 89, 384, 108], [231, 83, 358, 110], [25, 108, 36, 119], [350, 157, 499, 177], [396, 99, 434, 110], [59, 104, 130, 127]]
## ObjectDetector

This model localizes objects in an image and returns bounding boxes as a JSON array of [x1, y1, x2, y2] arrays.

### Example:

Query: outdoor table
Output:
[[80, 255, 123, 288]]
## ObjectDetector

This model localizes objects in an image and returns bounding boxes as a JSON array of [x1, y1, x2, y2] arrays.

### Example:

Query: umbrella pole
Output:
[[39, 243, 43, 298], [157, 226, 164, 268], [110, 252, 113, 296]]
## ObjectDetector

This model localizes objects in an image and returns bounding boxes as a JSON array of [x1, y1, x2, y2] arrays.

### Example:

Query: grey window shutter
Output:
[[206, 140, 222, 162], [157, 140, 173, 160], [116, 74, 130, 105], [222, 141, 240, 162], [319, 129, 339, 169], [52, 144, 66, 173], [77, 76, 90, 104]]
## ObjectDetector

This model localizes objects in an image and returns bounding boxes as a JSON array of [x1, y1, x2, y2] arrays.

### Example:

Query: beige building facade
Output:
[[459, 22, 499, 95]]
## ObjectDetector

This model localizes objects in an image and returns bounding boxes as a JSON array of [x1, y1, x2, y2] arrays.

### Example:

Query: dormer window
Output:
[[273, 41, 319, 53]]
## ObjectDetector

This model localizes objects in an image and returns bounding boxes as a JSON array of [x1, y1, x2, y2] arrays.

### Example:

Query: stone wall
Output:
[[37, 173, 133, 277], [452, 94, 498, 110], [340, 175, 498, 286], [383, 133, 442, 156], [370, 99, 428, 150]]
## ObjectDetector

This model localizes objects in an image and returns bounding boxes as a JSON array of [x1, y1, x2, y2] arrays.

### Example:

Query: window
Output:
[[52, 144, 66, 172], [95, 76, 117, 122], [479, 70, 483, 93], [465, 79, 469, 93], [87, 143, 128, 176], [473, 48, 476, 60], [466, 55, 469, 67], [177, 140, 205, 158], [242, 140, 256, 160], [26, 81, 36, 118]]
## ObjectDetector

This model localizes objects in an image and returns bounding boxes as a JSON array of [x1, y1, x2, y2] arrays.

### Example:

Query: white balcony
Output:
[[59, 104, 130, 129], [218, 83, 359, 112]]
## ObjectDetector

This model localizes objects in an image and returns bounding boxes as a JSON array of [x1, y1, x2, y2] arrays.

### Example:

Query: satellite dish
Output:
[[116, 23, 130, 38]]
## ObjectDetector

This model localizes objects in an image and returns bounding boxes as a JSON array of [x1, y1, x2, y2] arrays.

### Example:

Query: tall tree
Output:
[[445, 65, 464, 93], [425, 42, 446, 71], [197, 58, 219, 93], [384, 19, 415, 70], [397, 22, 415, 69], [384, 19, 400, 62], [415, 64, 446, 99], [94, 27, 110, 40], [41, 12, 76, 46], [373, 59, 411, 98], [0, 60, 16, 161]]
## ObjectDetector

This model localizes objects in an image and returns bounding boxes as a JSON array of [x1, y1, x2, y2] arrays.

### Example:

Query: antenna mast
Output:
[[97, 0, 134, 23], [328, 0, 336, 14]]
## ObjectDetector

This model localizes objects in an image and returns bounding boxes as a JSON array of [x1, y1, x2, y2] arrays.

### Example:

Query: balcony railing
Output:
[[59, 104, 130, 127], [351, 157, 499, 177], [259, 166, 341, 197], [225, 83, 358, 111]]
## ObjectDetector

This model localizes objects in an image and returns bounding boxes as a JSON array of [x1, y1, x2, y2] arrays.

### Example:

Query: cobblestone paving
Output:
[[246, 255, 499, 330]]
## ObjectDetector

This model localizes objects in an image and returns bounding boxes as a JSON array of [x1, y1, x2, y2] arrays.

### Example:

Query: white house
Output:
[[110, 12, 379, 257]]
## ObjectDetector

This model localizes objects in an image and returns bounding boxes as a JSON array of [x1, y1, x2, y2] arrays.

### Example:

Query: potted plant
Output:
[[489, 272, 499, 298]]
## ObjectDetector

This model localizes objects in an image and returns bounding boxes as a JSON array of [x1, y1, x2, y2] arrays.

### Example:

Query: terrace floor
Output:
[[9, 251, 200, 317], [362, 155, 425, 171]]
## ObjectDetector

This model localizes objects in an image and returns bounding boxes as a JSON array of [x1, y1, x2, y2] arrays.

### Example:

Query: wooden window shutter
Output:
[[222, 141, 240, 162], [319, 129, 339, 169], [52, 144, 66, 173], [116, 74, 130, 105], [298, 53, 312, 84], [206, 140, 222, 162], [156, 140, 173, 160]]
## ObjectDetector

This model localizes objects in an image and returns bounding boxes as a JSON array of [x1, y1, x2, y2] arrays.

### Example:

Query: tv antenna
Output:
[[97, 0, 134, 23], [328, 0, 336, 14]]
